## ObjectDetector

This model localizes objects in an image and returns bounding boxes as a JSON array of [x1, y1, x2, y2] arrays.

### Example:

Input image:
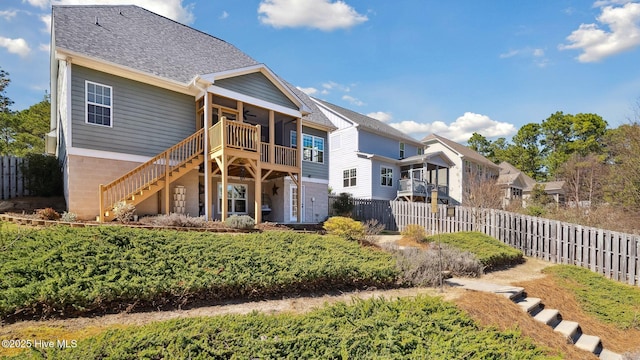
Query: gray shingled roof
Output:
[[422, 134, 499, 169], [312, 98, 422, 145], [54, 5, 258, 83], [53, 5, 334, 129]]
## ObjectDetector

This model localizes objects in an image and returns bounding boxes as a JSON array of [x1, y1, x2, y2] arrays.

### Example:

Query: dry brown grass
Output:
[[396, 236, 429, 249], [516, 276, 640, 354], [454, 291, 598, 359]]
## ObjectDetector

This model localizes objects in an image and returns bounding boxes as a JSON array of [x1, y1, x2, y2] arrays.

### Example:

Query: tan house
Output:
[[498, 162, 566, 207]]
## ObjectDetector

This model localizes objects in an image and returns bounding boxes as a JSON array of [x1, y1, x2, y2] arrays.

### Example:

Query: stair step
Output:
[[533, 308, 561, 327], [599, 348, 623, 360], [553, 320, 581, 342], [575, 334, 602, 354], [515, 297, 542, 314]]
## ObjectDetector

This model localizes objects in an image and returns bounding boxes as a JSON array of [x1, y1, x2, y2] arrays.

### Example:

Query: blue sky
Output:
[[1, 0, 640, 142]]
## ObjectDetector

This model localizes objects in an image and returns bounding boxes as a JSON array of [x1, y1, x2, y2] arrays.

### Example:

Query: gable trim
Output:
[[202, 64, 311, 114], [208, 85, 302, 118]]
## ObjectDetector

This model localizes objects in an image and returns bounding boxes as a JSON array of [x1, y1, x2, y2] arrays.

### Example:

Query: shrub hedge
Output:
[[9, 296, 554, 359], [425, 231, 524, 271], [0, 226, 397, 321]]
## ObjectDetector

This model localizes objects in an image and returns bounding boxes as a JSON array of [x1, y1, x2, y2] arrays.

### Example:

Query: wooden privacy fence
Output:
[[328, 196, 640, 286], [1, 156, 29, 200]]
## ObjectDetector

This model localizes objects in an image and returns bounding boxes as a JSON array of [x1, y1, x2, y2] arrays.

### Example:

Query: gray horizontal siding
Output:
[[216, 72, 297, 110], [71, 65, 195, 157], [301, 126, 328, 180], [359, 129, 419, 159]]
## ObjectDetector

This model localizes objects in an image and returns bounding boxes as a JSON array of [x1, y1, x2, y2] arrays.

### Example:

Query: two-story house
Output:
[[421, 134, 500, 205], [48, 5, 335, 223], [314, 99, 453, 203], [498, 161, 566, 207]]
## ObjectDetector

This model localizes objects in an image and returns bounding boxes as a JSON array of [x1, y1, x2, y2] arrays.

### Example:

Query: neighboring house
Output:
[[498, 162, 566, 207], [314, 99, 453, 203], [48, 5, 336, 223], [421, 134, 500, 205]]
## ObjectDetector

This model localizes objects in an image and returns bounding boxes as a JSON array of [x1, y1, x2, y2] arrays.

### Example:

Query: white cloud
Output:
[[50, 0, 196, 24], [342, 95, 364, 106], [297, 86, 318, 95], [38, 43, 50, 52], [220, 11, 229, 20], [367, 111, 392, 122], [499, 49, 520, 58], [0, 37, 31, 58], [593, 0, 634, 7], [23, 0, 49, 9], [0, 10, 18, 20], [40, 14, 51, 33], [559, 2, 640, 62], [258, 0, 368, 31], [321, 80, 351, 93], [389, 112, 517, 143]]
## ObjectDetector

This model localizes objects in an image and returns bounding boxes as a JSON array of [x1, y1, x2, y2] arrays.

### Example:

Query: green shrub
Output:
[[392, 244, 482, 287], [36, 207, 60, 220], [401, 224, 426, 242], [224, 214, 255, 229], [526, 205, 546, 217], [427, 232, 524, 271], [0, 226, 397, 320], [112, 201, 135, 223], [19, 154, 63, 197], [60, 211, 77, 222], [543, 265, 640, 329], [332, 192, 354, 216], [323, 216, 364, 241], [10, 296, 553, 359]]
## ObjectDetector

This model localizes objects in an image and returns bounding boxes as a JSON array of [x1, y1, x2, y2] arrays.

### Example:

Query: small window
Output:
[[417, 147, 424, 155], [290, 130, 297, 148], [343, 168, 357, 187], [381, 167, 393, 187], [302, 134, 324, 163], [86, 81, 112, 127], [464, 160, 472, 173], [399, 142, 405, 158]]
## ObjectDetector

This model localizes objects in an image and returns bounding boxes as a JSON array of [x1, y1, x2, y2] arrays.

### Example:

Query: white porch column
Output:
[[204, 93, 212, 220]]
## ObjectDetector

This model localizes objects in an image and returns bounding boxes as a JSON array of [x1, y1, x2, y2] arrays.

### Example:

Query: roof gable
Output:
[[312, 98, 422, 145], [422, 134, 499, 169]]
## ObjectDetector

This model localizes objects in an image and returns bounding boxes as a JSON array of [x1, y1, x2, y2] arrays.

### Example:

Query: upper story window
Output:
[[290, 130, 297, 148], [381, 166, 393, 187], [86, 81, 112, 127], [303, 134, 324, 163], [417, 147, 424, 155], [343, 168, 357, 187], [399, 142, 405, 158], [464, 160, 472, 173]]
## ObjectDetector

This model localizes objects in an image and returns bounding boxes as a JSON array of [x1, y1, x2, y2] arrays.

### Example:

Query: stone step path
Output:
[[446, 278, 623, 360]]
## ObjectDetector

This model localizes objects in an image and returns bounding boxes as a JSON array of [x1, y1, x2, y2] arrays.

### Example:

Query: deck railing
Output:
[[274, 144, 297, 167], [209, 118, 259, 153], [99, 128, 204, 220]]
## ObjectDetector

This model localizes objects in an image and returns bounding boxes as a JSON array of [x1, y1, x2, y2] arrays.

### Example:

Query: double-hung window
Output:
[[343, 168, 357, 187], [218, 183, 247, 214], [302, 134, 324, 163], [399, 142, 405, 158], [381, 167, 393, 187], [86, 81, 112, 127]]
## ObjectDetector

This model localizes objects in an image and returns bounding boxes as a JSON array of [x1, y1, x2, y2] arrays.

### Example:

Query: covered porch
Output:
[[396, 152, 453, 203]]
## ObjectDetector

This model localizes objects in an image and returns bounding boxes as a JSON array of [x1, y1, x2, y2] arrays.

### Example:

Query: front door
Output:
[[290, 184, 305, 222]]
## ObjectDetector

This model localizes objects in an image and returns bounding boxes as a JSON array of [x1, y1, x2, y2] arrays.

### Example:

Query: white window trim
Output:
[[343, 167, 357, 188], [302, 133, 325, 164], [290, 130, 297, 148], [380, 166, 393, 187], [85, 80, 113, 128], [217, 182, 248, 215]]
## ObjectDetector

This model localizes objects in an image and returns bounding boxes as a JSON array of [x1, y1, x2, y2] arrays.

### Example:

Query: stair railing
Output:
[[99, 128, 205, 221]]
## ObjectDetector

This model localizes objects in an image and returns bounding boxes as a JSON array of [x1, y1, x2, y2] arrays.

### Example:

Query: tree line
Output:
[[467, 108, 640, 211], [0, 66, 50, 156]]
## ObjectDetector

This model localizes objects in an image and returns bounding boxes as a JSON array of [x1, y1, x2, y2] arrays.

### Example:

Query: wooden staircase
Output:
[[99, 129, 205, 222]]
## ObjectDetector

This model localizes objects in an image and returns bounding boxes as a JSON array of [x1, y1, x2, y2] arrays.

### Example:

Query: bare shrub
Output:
[[112, 201, 135, 223], [139, 213, 208, 228], [60, 211, 78, 222], [255, 222, 292, 231], [391, 244, 483, 287], [363, 219, 385, 243], [224, 215, 255, 230], [36, 207, 60, 221]]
